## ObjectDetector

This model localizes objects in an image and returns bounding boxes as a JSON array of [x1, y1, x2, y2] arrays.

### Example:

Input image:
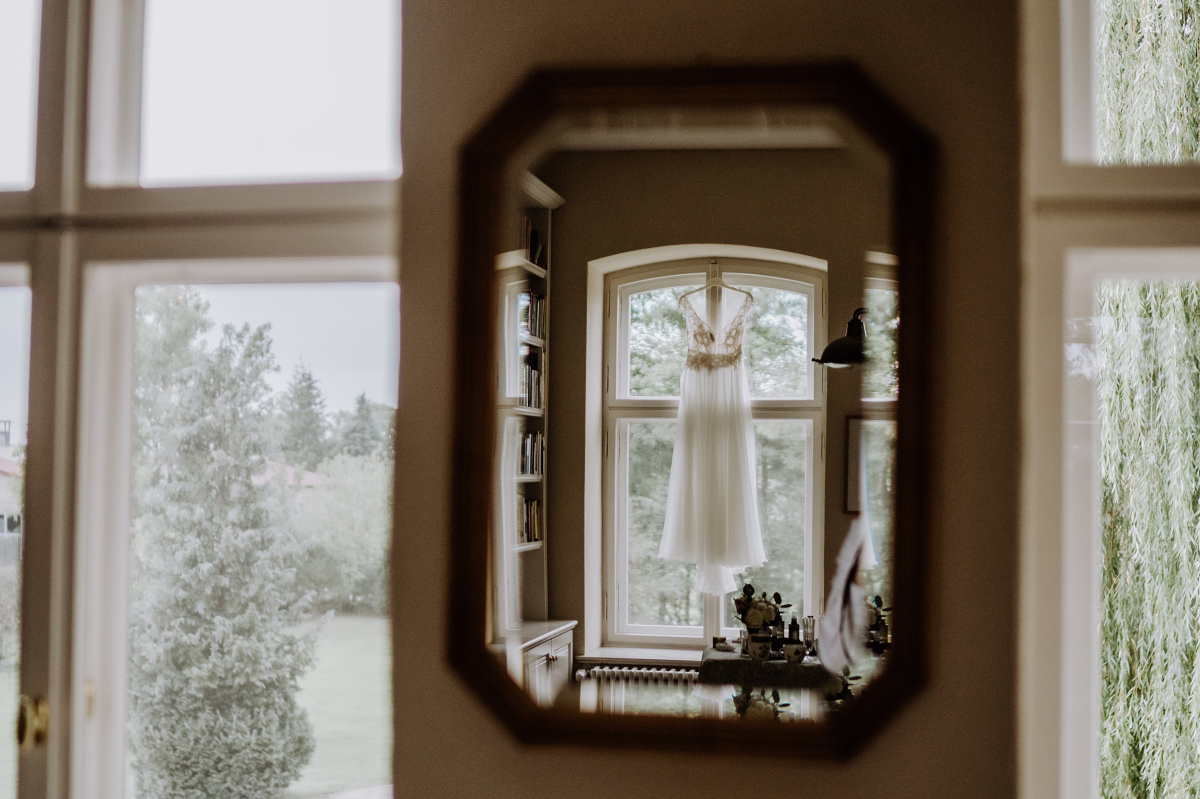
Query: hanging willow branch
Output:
[[1098, 281, 1200, 798], [1095, 0, 1200, 163]]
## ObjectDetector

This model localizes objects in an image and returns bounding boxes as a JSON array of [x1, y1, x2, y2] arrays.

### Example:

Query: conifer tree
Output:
[[281, 364, 329, 471], [340, 392, 382, 457], [128, 288, 314, 799]]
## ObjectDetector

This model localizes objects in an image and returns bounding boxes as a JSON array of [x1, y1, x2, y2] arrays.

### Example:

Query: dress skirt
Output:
[[658, 358, 766, 595]]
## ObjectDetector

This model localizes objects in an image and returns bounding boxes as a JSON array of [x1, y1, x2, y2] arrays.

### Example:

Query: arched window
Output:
[[592, 246, 827, 649]]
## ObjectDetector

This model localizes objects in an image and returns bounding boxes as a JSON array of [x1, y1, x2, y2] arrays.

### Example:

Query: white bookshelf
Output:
[[494, 171, 563, 635]]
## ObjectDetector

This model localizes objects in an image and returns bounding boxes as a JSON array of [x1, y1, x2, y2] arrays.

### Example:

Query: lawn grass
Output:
[[287, 614, 392, 799], [0, 618, 389, 799]]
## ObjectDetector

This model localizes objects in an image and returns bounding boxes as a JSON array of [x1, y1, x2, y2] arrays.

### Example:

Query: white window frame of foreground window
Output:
[[1023, 0, 1200, 193], [72, 251, 396, 799], [1021, 0, 1200, 795], [1020, 219, 1200, 799], [86, 0, 400, 189], [1055, 248, 1200, 799], [0, 1, 401, 795], [581, 244, 828, 659]]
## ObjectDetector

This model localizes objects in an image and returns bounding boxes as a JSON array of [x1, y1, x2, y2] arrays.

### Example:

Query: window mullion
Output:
[[33, 0, 89, 217]]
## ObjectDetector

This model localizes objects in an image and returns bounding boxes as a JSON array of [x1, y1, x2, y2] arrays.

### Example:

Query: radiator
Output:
[[575, 666, 699, 684]]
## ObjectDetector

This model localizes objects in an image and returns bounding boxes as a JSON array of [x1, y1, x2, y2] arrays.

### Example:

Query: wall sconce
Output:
[[814, 308, 867, 368]]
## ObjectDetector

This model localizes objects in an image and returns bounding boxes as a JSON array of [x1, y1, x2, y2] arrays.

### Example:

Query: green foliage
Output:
[[863, 288, 899, 399], [626, 421, 701, 625], [289, 452, 392, 614], [338, 393, 382, 457], [738, 422, 808, 623], [629, 288, 691, 397], [9, 444, 23, 520], [0, 568, 18, 666], [1096, 0, 1200, 163], [281, 365, 330, 471], [1097, 281, 1200, 797], [742, 288, 809, 398], [858, 421, 896, 605], [129, 287, 314, 799]]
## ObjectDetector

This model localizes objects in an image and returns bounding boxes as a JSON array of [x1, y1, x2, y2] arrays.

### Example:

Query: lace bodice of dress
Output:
[[679, 292, 755, 370]]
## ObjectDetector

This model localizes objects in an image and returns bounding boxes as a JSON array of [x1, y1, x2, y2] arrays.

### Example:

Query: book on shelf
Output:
[[516, 496, 542, 545], [517, 290, 546, 339], [517, 429, 544, 476], [517, 346, 543, 409]]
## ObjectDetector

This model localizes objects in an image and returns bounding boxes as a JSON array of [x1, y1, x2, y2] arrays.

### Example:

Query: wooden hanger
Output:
[[679, 275, 753, 300]]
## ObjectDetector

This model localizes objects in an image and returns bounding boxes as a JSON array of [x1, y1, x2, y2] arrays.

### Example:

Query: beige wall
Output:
[[535, 147, 890, 637], [396, 0, 1019, 796]]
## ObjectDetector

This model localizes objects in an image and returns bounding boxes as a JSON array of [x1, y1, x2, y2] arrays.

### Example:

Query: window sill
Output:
[[578, 647, 703, 669]]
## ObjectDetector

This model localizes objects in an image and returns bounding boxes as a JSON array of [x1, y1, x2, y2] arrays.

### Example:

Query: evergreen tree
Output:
[[340, 393, 382, 457], [129, 289, 314, 799], [281, 364, 328, 471]]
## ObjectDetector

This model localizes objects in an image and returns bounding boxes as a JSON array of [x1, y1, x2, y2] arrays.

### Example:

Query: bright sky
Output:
[[194, 283, 400, 413], [0, 282, 397, 450], [0, 287, 32, 446], [0, 0, 40, 189], [141, 0, 400, 186], [0, 0, 399, 188]]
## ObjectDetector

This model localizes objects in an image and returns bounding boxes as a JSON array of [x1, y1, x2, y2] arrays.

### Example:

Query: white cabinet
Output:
[[518, 620, 577, 708]]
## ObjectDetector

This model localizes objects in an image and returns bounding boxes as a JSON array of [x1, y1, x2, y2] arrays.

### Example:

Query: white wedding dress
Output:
[[658, 291, 766, 595]]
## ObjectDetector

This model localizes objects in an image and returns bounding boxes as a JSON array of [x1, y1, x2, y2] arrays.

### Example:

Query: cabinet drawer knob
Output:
[[547, 653, 558, 662]]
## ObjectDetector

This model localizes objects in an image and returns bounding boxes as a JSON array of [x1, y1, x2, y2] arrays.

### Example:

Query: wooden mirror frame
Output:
[[450, 62, 935, 757]]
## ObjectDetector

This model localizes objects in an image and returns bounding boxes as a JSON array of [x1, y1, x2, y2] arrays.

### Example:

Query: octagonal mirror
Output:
[[450, 64, 934, 756]]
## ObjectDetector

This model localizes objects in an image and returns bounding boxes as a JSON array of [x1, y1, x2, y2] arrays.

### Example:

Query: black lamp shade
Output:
[[814, 308, 867, 368]]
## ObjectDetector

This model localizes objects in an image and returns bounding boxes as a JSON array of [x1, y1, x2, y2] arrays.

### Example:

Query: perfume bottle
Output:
[[789, 612, 800, 642]]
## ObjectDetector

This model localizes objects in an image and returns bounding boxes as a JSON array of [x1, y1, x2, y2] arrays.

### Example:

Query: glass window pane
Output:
[[863, 287, 899, 399], [733, 421, 808, 624], [127, 283, 396, 798], [627, 286, 695, 397], [738, 286, 809, 398], [1092, 279, 1200, 794], [859, 420, 896, 605], [0, 0, 40, 189], [1095, 0, 1200, 163], [140, 0, 399, 186], [625, 420, 701, 627], [0, 279, 30, 799]]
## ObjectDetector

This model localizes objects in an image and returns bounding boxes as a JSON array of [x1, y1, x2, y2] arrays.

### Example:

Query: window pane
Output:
[[1093, 279, 1200, 794], [863, 287, 899, 399], [1095, 0, 1200, 163], [127, 283, 396, 799], [739, 286, 809, 398], [859, 420, 896, 605], [628, 286, 694, 397], [0, 280, 30, 799], [141, 0, 399, 186], [733, 421, 808, 624], [0, 0, 40, 189], [626, 421, 701, 627]]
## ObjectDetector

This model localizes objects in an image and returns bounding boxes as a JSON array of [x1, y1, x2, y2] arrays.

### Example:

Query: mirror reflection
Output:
[[488, 106, 897, 723]]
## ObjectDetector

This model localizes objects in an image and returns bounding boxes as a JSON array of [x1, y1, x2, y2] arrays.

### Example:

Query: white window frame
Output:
[[74, 251, 396, 799], [1021, 1, 1200, 798], [585, 245, 827, 655], [0, 2, 400, 797]]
